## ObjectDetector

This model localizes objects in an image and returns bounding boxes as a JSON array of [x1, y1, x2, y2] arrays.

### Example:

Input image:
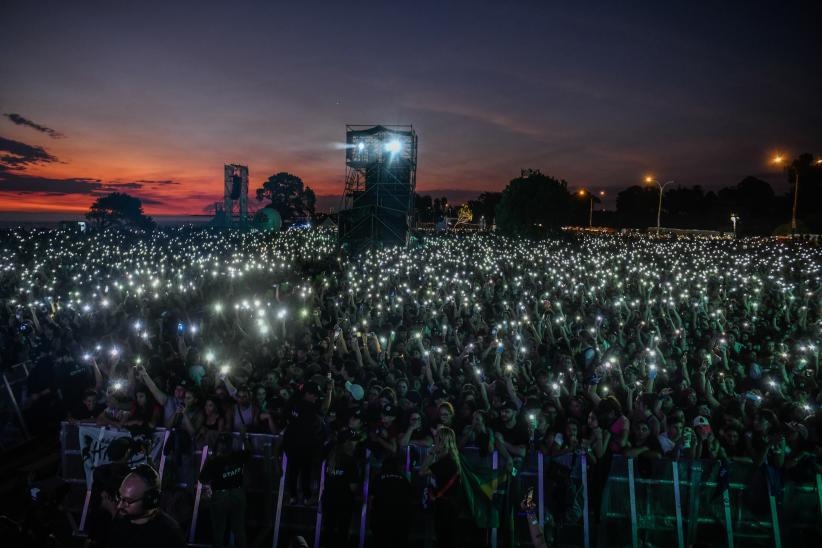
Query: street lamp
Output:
[[772, 153, 822, 235], [644, 176, 675, 234], [730, 213, 739, 237], [578, 189, 605, 228], [772, 154, 799, 234]]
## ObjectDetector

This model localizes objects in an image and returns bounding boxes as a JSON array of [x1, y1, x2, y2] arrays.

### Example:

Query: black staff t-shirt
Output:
[[106, 511, 185, 548], [200, 451, 250, 490], [323, 453, 359, 508], [371, 471, 413, 515]]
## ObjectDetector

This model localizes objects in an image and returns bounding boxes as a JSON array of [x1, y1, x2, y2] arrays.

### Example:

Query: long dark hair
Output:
[[203, 396, 223, 418]]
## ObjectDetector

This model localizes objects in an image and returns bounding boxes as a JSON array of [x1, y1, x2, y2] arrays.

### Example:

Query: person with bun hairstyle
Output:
[[419, 426, 461, 548]]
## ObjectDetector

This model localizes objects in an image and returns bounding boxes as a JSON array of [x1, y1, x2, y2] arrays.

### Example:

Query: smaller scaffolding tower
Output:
[[219, 164, 248, 226]]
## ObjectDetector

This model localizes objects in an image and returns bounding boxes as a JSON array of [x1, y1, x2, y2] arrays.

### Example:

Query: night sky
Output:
[[1, 1, 820, 216]]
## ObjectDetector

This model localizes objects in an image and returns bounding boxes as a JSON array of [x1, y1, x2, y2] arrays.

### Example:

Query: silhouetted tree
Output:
[[467, 192, 502, 226], [414, 193, 434, 222], [613, 178, 793, 234], [715, 177, 781, 234], [495, 169, 572, 236], [433, 196, 449, 223], [256, 172, 316, 222], [616, 185, 658, 228], [86, 192, 155, 230], [664, 185, 706, 226]]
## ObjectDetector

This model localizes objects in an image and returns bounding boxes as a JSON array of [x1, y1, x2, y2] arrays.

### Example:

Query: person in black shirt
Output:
[[419, 426, 461, 548], [69, 388, 102, 422], [107, 464, 185, 548], [53, 354, 94, 411], [86, 436, 133, 547], [283, 380, 332, 505], [321, 430, 359, 547], [492, 400, 529, 459], [25, 352, 61, 433], [370, 456, 413, 548], [200, 433, 251, 548]]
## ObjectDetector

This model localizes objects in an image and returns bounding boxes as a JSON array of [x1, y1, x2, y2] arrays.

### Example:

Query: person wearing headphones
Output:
[[107, 464, 185, 547]]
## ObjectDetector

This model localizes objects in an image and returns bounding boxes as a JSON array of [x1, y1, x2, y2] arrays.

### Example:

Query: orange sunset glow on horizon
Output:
[[2, 2, 818, 219]]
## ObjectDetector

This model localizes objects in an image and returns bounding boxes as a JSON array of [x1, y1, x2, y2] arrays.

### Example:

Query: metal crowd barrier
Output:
[[59, 422, 279, 547], [596, 455, 822, 548], [59, 422, 822, 547], [0, 361, 31, 446]]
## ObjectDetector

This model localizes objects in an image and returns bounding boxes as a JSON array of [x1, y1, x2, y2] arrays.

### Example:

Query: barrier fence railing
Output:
[[58, 422, 822, 547], [0, 361, 31, 446]]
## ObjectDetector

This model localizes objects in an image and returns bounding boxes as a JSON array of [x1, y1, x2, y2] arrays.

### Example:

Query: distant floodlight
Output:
[[357, 142, 365, 151], [386, 140, 401, 153]]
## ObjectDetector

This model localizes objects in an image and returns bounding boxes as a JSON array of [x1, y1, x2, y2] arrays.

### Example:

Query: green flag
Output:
[[459, 454, 509, 528]]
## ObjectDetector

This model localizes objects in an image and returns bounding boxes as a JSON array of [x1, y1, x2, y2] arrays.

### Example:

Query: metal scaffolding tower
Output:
[[338, 125, 417, 251]]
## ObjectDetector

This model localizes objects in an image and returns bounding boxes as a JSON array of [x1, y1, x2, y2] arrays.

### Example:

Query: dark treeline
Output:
[[415, 153, 822, 236], [612, 176, 787, 234], [614, 153, 822, 235]]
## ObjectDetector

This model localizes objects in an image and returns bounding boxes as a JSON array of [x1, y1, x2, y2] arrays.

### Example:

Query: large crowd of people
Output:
[[1, 225, 821, 547]]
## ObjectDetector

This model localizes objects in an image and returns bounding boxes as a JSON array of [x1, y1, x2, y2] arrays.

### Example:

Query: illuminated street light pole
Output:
[[578, 189, 605, 228], [772, 154, 822, 235], [578, 189, 591, 227], [773, 155, 799, 234], [644, 176, 675, 234]]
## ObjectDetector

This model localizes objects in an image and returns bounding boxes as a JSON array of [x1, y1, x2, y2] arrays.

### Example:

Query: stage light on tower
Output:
[[340, 124, 418, 251]]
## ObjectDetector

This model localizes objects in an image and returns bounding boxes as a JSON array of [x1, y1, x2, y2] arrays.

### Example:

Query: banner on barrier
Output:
[[78, 425, 167, 487]]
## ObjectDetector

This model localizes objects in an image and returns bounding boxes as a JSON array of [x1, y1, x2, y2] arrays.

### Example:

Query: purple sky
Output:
[[1, 0, 820, 214]]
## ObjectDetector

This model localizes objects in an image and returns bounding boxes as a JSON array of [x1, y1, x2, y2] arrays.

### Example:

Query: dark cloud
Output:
[[0, 170, 104, 194], [0, 136, 171, 207], [4, 114, 65, 138], [0, 170, 155, 197], [134, 179, 180, 185], [132, 196, 165, 205], [0, 136, 59, 169]]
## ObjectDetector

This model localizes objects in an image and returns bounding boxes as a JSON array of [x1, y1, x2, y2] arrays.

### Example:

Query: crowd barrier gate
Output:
[[0, 361, 31, 446], [59, 423, 822, 547]]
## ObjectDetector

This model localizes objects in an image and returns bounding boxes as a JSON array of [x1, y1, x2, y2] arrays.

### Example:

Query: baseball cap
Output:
[[304, 382, 321, 396], [692, 416, 711, 430], [501, 399, 519, 411], [405, 390, 422, 405], [345, 381, 365, 401], [188, 365, 206, 385]]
